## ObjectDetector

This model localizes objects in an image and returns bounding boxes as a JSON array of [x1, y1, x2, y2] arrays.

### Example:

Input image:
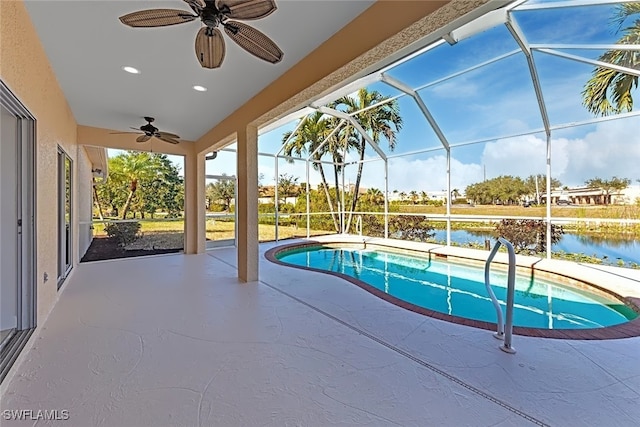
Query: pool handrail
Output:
[[484, 237, 517, 354]]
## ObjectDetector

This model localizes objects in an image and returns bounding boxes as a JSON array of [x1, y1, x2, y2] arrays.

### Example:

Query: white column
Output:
[[184, 151, 206, 254]]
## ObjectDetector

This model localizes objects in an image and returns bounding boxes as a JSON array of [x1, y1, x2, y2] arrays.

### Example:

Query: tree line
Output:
[[464, 175, 631, 205]]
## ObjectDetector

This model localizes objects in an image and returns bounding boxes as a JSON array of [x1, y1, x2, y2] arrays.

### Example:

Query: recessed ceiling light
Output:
[[193, 85, 207, 92], [122, 66, 140, 74]]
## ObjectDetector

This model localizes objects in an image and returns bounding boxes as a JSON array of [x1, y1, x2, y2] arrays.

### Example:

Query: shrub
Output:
[[494, 219, 563, 254], [104, 221, 141, 247], [452, 197, 468, 205]]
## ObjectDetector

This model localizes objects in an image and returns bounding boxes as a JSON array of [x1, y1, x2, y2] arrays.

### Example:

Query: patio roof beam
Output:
[[530, 43, 640, 51], [506, 14, 551, 137], [515, 0, 639, 11], [550, 110, 640, 131], [534, 48, 640, 78], [317, 106, 387, 161], [380, 74, 450, 151], [260, 107, 315, 136], [310, 73, 382, 109]]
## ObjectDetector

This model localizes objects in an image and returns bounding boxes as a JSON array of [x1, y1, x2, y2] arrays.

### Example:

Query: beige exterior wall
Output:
[[1, 0, 79, 322]]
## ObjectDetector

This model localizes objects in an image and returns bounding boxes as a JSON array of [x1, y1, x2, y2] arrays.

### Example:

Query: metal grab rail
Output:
[[355, 215, 363, 236], [484, 237, 517, 354]]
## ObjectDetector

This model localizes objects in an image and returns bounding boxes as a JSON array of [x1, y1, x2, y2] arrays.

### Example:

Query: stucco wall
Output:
[[1, 0, 79, 322]]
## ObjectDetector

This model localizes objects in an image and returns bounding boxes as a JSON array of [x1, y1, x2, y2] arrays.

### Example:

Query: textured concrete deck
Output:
[[1, 240, 639, 426]]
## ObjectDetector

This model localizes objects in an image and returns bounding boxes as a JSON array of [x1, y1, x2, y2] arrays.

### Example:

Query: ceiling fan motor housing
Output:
[[140, 123, 158, 135], [201, 7, 220, 28]]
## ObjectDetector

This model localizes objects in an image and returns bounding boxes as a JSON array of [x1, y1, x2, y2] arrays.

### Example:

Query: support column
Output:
[[237, 124, 259, 282], [184, 151, 206, 254]]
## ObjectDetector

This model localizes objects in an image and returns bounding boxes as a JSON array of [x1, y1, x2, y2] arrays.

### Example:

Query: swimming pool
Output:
[[274, 245, 638, 332]]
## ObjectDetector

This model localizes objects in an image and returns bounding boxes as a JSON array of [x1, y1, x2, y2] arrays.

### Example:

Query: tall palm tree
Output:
[[335, 88, 403, 232], [282, 112, 341, 232], [420, 190, 429, 204], [409, 190, 419, 204], [108, 152, 161, 219], [364, 187, 384, 206], [582, 3, 640, 116]]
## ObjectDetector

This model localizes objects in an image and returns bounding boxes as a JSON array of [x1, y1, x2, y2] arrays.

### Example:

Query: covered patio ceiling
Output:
[[23, 0, 375, 141]]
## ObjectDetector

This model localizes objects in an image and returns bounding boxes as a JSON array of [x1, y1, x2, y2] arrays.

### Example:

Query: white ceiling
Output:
[[24, 0, 375, 141]]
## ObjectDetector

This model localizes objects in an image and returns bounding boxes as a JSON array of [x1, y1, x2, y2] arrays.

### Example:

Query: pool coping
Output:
[[264, 238, 640, 340]]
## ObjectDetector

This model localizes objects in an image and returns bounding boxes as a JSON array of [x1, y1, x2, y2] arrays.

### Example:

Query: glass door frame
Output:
[[57, 147, 72, 288], [0, 80, 37, 384]]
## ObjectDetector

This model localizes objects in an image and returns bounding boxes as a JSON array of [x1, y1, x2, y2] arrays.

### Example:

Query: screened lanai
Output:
[[204, 0, 640, 266]]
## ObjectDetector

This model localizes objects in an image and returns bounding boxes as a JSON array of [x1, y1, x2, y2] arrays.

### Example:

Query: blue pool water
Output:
[[277, 247, 637, 330]]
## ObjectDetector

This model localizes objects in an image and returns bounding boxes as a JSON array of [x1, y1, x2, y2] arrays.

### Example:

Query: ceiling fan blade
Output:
[[216, 0, 276, 20], [110, 131, 142, 135], [183, 0, 205, 14], [156, 136, 180, 145], [195, 27, 225, 69], [137, 135, 151, 143], [119, 9, 197, 28], [223, 21, 283, 64], [157, 131, 180, 139], [130, 127, 143, 131]]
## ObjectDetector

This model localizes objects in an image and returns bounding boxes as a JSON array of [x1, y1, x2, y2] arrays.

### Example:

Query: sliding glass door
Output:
[[1, 81, 36, 383]]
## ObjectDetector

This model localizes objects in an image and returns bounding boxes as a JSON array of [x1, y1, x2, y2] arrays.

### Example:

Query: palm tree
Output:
[[409, 190, 419, 204], [108, 152, 161, 219], [452, 188, 461, 200], [335, 88, 403, 232], [582, 3, 640, 116], [420, 190, 429, 204], [282, 112, 341, 232], [364, 187, 384, 206]]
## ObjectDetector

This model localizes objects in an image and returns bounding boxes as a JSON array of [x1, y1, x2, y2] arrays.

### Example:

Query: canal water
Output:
[[430, 229, 640, 266]]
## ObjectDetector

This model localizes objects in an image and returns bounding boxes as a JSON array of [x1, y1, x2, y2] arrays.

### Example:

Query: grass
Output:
[[93, 218, 327, 242], [205, 219, 327, 242], [397, 204, 640, 219]]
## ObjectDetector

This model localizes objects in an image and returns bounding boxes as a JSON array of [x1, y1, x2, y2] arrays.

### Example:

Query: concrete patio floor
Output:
[[1, 240, 639, 426]]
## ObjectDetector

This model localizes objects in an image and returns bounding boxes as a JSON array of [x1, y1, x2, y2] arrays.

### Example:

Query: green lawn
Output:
[[397, 204, 640, 219], [93, 218, 327, 243]]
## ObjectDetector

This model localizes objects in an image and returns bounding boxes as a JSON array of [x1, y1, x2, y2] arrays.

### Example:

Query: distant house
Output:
[[543, 185, 639, 205], [258, 185, 299, 205]]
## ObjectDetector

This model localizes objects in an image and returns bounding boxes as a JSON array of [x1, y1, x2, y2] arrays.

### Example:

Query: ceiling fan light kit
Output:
[[119, 0, 283, 69]]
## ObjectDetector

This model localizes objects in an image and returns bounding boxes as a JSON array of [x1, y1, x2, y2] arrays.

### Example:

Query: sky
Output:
[[117, 0, 640, 194]]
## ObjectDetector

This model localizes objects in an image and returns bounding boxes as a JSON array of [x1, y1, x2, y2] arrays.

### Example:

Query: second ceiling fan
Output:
[[119, 0, 283, 69]]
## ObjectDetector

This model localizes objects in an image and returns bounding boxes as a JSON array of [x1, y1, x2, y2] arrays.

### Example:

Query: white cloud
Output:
[[480, 118, 640, 186], [212, 118, 640, 194]]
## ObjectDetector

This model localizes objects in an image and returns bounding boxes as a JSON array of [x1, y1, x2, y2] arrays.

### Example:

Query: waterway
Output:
[[430, 229, 640, 266]]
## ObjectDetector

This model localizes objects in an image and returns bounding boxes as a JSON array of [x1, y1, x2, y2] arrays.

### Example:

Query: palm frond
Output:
[[612, 3, 640, 31]]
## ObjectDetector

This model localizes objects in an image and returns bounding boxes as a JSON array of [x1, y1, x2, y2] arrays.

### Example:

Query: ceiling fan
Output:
[[119, 0, 283, 69], [113, 117, 181, 144]]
